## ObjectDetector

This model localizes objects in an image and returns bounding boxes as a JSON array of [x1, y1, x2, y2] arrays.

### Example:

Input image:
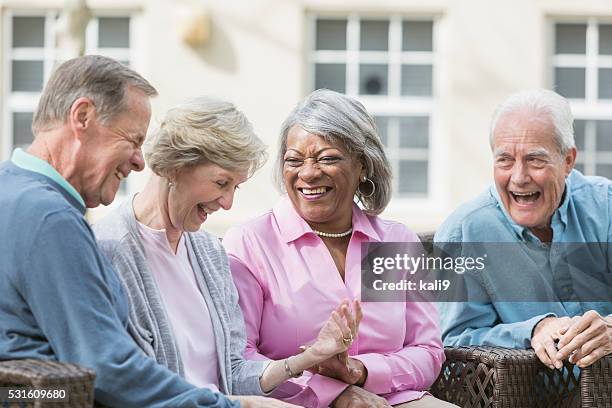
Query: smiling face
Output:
[[79, 87, 151, 207], [492, 109, 576, 232], [283, 125, 364, 232], [165, 163, 247, 232]]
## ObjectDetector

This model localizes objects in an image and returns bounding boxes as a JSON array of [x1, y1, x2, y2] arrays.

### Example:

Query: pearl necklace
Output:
[[312, 227, 353, 238]]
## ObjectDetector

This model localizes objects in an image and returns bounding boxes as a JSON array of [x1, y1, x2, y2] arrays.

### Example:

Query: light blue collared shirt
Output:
[[435, 170, 612, 347], [11, 148, 85, 208]]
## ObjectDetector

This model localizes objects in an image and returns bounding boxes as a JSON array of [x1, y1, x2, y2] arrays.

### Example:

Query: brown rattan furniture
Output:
[[0, 359, 95, 407], [417, 232, 612, 408], [429, 345, 612, 408]]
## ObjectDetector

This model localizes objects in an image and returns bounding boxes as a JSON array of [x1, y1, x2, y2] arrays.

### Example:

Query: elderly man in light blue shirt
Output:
[[436, 89, 612, 370]]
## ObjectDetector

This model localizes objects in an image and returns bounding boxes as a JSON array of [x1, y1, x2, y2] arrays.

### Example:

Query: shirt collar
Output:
[[273, 195, 382, 243], [491, 172, 572, 241], [11, 148, 86, 208]]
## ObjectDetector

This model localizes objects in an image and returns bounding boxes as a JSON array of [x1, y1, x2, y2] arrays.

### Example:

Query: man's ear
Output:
[[69, 97, 96, 137], [565, 147, 577, 176]]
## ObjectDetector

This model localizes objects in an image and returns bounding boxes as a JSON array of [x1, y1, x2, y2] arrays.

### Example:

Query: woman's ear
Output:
[[359, 161, 367, 182]]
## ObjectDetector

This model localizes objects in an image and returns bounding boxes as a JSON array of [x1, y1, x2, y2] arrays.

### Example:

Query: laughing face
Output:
[[492, 109, 576, 233], [165, 163, 247, 233], [283, 125, 364, 232], [78, 87, 150, 207]]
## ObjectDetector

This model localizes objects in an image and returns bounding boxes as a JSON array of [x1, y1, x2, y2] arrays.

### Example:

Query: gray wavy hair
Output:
[[33, 55, 157, 133], [145, 97, 267, 178], [489, 89, 575, 154], [275, 89, 391, 215]]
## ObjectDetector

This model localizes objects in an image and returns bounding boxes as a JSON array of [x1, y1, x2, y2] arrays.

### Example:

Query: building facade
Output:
[[1, 0, 611, 235]]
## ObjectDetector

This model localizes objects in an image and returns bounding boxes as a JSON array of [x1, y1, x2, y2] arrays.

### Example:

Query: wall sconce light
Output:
[[176, 5, 211, 48]]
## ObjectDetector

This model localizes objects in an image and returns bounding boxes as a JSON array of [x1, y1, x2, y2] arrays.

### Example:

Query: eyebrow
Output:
[[493, 147, 552, 158], [493, 148, 510, 157], [525, 148, 551, 157], [285, 147, 340, 156]]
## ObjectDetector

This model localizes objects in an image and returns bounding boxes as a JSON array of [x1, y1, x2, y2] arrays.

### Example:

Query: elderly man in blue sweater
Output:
[[0, 55, 289, 408], [436, 89, 612, 371]]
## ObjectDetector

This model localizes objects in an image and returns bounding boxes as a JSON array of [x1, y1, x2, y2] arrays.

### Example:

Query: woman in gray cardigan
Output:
[[94, 97, 361, 408]]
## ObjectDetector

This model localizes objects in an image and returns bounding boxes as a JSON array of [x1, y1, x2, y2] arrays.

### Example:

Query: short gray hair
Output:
[[489, 89, 575, 154], [145, 97, 267, 178], [276, 89, 391, 215], [33, 55, 157, 133]]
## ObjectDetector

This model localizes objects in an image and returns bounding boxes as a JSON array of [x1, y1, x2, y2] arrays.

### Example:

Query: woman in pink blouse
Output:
[[223, 90, 456, 408]]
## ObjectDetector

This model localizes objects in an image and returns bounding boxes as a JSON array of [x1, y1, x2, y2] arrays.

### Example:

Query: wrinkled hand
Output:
[[309, 299, 362, 361], [555, 310, 612, 368], [531, 316, 576, 369], [229, 396, 301, 408], [331, 385, 391, 408], [313, 352, 366, 385]]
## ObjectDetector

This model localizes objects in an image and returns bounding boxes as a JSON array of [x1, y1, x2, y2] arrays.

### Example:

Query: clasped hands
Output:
[[531, 310, 612, 369], [306, 300, 392, 408]]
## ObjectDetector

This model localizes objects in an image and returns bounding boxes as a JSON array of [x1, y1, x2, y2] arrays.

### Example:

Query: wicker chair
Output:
[[417, 232, 612, 408], [0, 359, 95, 407], [429, 345, 612, 407]]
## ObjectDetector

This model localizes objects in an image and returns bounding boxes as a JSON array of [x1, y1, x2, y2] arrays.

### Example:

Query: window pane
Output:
[[13, 17, 45, 47], [555, 67, 585, 98], [401, 65, 432, 96], [359, 64, 388, 95], [316, 19, 347, 50], [595, 164, 612, 180], [13, 112, 34, 148], [574, 162, 585, 174], [360, 20, 389, 51], [12, 61, 44, 92], [574, 119, 586, 150], [98, 17, 130, 48], [599, 24, 612, 55], [596, 120, 612, 151], [398, 160, 428, 194], [374, 116, 389, 146], [598, 69, 612, 99], [315, 63, 346, 93], [402, 21, 433, 52], [399, 116, 429, 148], [555, 23, 587, 54]]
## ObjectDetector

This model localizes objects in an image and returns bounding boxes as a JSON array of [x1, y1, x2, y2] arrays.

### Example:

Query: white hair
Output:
[[489, 89, 575, 154], [275, 89, 392, 215]]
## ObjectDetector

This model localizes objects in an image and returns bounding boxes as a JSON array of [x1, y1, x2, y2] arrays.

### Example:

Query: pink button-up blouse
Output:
[[223, 196, 444, 407]]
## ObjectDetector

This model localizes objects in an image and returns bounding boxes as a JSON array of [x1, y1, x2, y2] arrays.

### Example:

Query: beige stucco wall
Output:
[[2, 0, 612, 235]]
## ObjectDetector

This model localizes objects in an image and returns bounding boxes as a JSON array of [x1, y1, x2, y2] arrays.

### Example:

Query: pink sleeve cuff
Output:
[[306, 374, 350, 407], [354, 353, 392, 395]]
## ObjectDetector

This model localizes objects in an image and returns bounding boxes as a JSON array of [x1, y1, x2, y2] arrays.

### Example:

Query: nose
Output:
[[218, 188, 235, 211], [298, 158, 322, 182], [510, 161, 531, 186], [131, 148, 145, 172]]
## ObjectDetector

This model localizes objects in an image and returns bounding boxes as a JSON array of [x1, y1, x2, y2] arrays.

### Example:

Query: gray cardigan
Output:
[[93, 197, 267, 396]]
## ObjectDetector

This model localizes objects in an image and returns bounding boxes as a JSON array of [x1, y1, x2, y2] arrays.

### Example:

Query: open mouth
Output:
[[510, 191, 541, 205], [298, 186, 332, 200], [197, 203, 214, 221], [115, 170, 126, 181]]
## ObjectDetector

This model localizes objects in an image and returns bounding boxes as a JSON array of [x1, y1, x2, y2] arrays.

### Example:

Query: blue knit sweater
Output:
[[0, 160, 239, 408]]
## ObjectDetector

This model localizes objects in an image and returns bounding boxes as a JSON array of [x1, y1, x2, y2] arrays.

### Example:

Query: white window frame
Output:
[[306, 12, 446, 214], [2, 9, 142, 196], [550, 17, 612, 177]]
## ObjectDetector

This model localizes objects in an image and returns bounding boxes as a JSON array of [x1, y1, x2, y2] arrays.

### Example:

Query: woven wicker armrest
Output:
[[581, 354, 612, 408], [0, 359, 95, 407], [430, 346, 547, 407], [429, 345, 596, 408]]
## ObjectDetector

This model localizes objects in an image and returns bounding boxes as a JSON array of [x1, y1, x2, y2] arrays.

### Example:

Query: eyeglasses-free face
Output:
[[283, 125, 364, 233]]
